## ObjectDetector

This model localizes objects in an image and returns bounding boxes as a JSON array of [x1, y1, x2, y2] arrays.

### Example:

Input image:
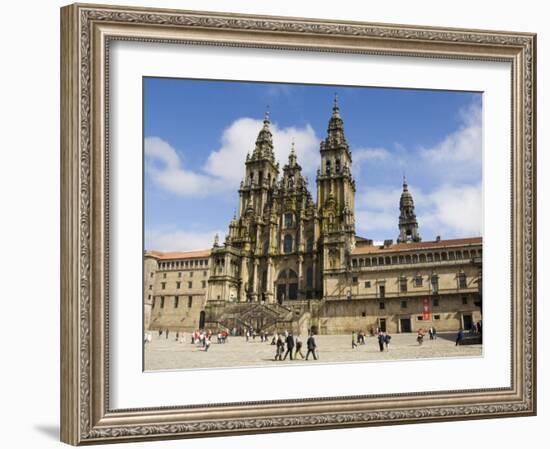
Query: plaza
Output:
[[144, 332, 482, 371]]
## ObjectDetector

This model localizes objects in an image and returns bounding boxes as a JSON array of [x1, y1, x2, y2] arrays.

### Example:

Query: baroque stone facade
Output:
[[144, 101, 482, 335]]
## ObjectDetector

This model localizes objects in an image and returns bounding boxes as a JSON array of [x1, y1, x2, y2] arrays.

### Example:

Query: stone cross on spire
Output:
[[251, 106, 275, 161], [289, 140, 297, 166]]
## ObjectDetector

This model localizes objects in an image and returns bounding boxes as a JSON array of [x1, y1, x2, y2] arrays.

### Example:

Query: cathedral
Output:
[[144, 100, 482, 335]]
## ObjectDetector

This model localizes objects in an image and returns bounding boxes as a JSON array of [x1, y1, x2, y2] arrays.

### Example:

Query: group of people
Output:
[[351, 330, 391, 351], [144, 328, 234, 352], [416, 327, 437, 345], [273, 331, 318, 361], [244, 328, 269, 342], [351, 331, 368, 346]]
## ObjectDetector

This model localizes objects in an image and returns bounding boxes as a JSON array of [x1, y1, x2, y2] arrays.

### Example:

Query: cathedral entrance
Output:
[[275, 269, 299, 303], [400, 318, 412, 333], [199, 311, 205, 329]]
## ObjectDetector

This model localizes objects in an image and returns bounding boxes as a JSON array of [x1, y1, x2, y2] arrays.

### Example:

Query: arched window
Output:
[[306, 267, 313, 288], [276, 269, 298, 302], [283, 234, 293, 254], [284, 213, 293, 228]]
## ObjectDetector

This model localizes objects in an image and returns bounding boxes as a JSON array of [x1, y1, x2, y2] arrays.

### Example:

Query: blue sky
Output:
[[144, 78, 482, 251]]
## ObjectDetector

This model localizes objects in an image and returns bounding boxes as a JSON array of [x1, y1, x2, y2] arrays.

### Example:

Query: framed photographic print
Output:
[[60, 3, 537, 445]]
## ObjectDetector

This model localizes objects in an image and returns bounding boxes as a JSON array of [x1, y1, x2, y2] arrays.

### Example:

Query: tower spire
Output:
[[397, 178, 421, 243], [289, 140, 297, 165], [332, 93, 341, 118], [251, 107, 275, 161]]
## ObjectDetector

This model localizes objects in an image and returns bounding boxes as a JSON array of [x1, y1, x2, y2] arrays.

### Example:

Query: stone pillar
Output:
[[251, 259, 259, 301], [312, 255, 317, 295], [298, 254, 304, 293], [239, 258, 248, 302], [266, 258, 274, 303]]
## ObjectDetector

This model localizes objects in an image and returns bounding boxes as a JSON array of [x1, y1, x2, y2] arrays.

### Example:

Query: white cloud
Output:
[[353, 147, 391, 163], [146, 228, 224, 252], [420, 103, 483, 173], [144, 137, 223, 196], [355, 186, 401, 236], [146, 118, 321, 197], [420, 183, 483, 236], [355, 182, 482, 240], [204, 118, 320, 185]]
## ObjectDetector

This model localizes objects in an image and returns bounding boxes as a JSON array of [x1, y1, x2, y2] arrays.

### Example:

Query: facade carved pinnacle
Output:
[[289, 141, 297, 166], [321, 96, 349, 153], [251, 110, 275, 162]]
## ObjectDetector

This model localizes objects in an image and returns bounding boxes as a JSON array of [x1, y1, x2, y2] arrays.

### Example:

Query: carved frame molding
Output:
[[61, 3, 536, 445]]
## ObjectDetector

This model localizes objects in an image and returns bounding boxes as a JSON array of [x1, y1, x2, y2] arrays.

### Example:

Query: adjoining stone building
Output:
[[144, 100, 482, 335]]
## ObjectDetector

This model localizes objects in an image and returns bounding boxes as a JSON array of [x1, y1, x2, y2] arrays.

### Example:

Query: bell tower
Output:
[[238, 111, 279, 220], [397, 176, 421, 243], [316, 96, 356, 243], [316, 96, 356, 291]]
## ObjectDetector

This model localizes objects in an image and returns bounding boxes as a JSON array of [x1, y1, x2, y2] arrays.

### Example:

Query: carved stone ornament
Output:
[[61, 3, 536, 445]]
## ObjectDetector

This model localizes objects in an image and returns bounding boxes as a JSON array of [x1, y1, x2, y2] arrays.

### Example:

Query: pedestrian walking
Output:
[[432, 327, 437, 340], [204, 337, 211, 352], [456, 327, 464, 346], [377, 332, 385, 352], [384, 333, 392, 350], [306, 333, 317, 360], [428, 327, 434, 340], [165, 329, 169, 340], [417, 329, 424, 345], [274, 335, 285, 361], [283, 333, 295, 360], [352, 331, 358, 349]]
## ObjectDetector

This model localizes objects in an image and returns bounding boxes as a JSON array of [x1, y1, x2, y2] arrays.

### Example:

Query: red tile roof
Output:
[[145, 249, 211, 260], [351, 237, 482, 256]]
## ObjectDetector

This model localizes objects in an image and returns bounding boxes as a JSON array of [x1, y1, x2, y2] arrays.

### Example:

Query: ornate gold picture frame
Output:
[[60, 3, 536, 445]]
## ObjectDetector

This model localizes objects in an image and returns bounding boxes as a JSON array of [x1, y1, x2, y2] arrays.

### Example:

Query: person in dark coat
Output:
[[456, 327, 464, 346], [377, 332, 385, 352], [283, 333, 295, 360], [274, 335, 284, 361], [384, 333, 392, 350], [306, 334, 317, 360]]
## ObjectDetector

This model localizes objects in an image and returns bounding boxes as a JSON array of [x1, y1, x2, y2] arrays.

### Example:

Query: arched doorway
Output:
[[275, 269, 298, 303], [199, 311, 205, 329]]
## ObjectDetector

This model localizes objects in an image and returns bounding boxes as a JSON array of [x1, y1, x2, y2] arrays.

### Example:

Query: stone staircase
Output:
[[209, 302, 294, 332]]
